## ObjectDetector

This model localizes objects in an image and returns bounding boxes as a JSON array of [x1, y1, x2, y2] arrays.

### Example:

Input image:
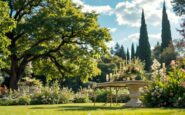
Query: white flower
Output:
[[155, 86, 159, 89], [151, 59, 161, 71], [159, 88, 163, 93]]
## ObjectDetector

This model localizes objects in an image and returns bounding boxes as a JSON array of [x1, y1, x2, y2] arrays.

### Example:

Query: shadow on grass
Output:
[[29, 104, 185, 112], [29, 104, 133, 111]]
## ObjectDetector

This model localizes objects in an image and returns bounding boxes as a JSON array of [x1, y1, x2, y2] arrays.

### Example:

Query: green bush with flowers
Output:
[[141, 59, 185, 107], [0, 81, 74, 105]]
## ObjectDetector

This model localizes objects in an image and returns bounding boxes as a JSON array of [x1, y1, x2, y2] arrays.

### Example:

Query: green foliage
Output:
[[172, 0, 185, 56], [18, 77, 42, 87], [152, 42, 177, 66], [172, 0, 185, 16], [59, 87, 74, 104], [74, 88, 91, 103], [94, 55, 124, 82], [74, 97, 90, 103], [0, 80, 74, 105], [126, 48, 130, 60], [0, 76, 4, 85], [152, 42, 161, 62], [160, 43, 177, 65], [138, 10, 152, 71], [17, 95, 31, 105], [141, 59, 185, 107], [94, 88, 130, 103], [1, 0, 111, 89], [161, 1, 173, 50], [131, 43, 135, 59], [135, 45, 140, 58], [113, 43, 126, 59], [31, 82, 74, 104], [0, 1, 15, 67]]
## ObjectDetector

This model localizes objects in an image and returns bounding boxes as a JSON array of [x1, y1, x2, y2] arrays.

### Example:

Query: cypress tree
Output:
[[135, 45, 140, 58], [120, 45, 126, 59], [126, 48, 130, 60], [161, 1, 173, 50], [110, 47, 114, 55], [138, 9, 152, 71], [131, 43, 135, 59], [114, 43, 120, 56]]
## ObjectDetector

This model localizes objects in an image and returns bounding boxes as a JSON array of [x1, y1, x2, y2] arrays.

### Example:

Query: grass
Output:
[[0, 103, 185, 115]]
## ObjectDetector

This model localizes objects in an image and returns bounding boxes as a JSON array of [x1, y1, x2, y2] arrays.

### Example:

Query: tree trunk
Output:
[[9, 73, 19, 90], [9, 54, 19, 90]]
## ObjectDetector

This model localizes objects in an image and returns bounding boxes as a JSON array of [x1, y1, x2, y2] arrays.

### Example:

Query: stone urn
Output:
[[125, 80, 151, 107]]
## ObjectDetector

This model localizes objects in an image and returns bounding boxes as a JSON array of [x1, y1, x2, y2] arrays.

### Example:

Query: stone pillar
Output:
[[125, 84, 142, 107]]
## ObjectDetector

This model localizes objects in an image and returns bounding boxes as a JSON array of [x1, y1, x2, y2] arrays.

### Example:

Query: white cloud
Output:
[[149, 33, 161, 41], [108, 28, 117, 33], [72, 0, 84, 6], [128, 33, 139, 42], [127, 33, 161, 43], [72, 0, 113, 15], [113, 0, 180, 27]]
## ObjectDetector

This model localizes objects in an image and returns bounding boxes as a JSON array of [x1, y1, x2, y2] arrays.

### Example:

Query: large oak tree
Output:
[[0, 0, 111, 89]]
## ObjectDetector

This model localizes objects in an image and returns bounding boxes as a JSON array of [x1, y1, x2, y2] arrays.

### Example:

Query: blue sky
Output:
[[72, 0, 182, 50]]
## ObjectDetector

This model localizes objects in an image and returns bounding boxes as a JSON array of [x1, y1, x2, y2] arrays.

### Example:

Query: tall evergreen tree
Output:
[[138, 9, 152, 71], [161, 1, 173, 50], [110, 47, 114, 55], [131, 43, 135, 59], [126, 48, 130, 60], [120, 45, 126, 59], [135, 45, 140, 58], [114, 43, 120, 56]]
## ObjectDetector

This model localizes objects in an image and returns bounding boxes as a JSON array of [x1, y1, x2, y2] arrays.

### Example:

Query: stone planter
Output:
[[125, 80, 150, 107]]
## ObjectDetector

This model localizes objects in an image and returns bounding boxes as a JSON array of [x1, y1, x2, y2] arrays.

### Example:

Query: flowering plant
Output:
[[112, 58, 145, 81], [141, 59, 185, 107]]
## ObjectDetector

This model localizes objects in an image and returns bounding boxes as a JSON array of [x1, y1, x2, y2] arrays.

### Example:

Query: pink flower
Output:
[[180, 82, 185, 88], [181, 69, 185, 73]]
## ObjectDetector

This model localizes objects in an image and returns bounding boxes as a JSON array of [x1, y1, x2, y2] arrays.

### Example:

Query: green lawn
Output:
[[0, 103, 185, 115]]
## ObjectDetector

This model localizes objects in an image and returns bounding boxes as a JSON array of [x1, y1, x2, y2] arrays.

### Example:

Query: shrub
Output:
[[94, 89, 109, 102], [0, 80, 74, 105], [141, 59, 185, 107], [0, 76, 4, 85], [17, 95, 31, 105], [74, 97, 90, 103], [0, 98, 16, 106], [59, 88, 74, 104], [93, 88, 130, 103], [0, 90, 21, 105], [74, 88, 91, 103], [117, 94, 130, 103], [31, 82, 74, 104]]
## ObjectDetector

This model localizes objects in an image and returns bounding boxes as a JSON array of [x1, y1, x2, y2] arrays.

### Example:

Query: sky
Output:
[[72, 0, 182, 50]]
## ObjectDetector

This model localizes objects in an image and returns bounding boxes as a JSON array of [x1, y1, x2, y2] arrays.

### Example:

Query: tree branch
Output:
[[14, 0, 42, 21], [18, 37, 50, 60], [48, 54, 66, 77]]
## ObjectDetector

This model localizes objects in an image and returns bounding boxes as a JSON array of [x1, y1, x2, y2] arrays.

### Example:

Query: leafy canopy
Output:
[[1, 0, 111, 82], [0, 1, 15, 67]]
